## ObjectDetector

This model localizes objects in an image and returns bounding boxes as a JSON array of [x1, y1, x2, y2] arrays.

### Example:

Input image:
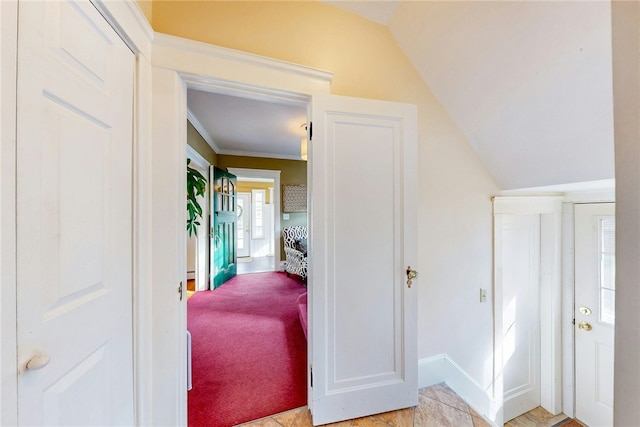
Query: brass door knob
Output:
[[406, 266, 418, 288], [578, 321, 593, 331]]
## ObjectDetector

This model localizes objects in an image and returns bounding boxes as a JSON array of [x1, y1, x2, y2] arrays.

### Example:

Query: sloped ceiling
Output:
[[328, 1, 615, 190]]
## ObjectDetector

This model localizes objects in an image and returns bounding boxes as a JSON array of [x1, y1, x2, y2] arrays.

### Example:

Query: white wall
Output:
[[418, 99, 498, 392], [611, 2, 640, 425]]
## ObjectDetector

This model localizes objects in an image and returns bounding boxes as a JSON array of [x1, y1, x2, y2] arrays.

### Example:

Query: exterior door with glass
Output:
[[575, 203, 615, 427], [211, 167, 237, 288]]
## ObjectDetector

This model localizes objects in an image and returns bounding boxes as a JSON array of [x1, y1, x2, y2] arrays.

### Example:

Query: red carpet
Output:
[[188, 272, 308, 426]]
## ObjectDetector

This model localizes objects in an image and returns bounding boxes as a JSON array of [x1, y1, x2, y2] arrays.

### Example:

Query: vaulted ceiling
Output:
[[187, 1, 615, 190], [331, 0, 615, 190]]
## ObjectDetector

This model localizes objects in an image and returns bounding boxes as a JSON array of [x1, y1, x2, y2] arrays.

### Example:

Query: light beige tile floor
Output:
[[239, 382, 581, 427], [504, 405, 579, 427]]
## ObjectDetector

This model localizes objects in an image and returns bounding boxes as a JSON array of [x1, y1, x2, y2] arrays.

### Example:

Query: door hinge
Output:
[[179, 281, 183, 301], [309, 122, 313, 141], [310, 365, 313, 387], [572, 318, 575, 325]]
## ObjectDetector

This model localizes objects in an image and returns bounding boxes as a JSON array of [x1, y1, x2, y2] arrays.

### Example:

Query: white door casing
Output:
[[150, 32, 332, 425], [237, 192, 251, 258], [501, 214, 541, 422], [493, 196, 563, 426], [16, 1, 134, 425], [187, 146, 210, 291], [575, 203, 615, 427], [309, 94, 418, 425]]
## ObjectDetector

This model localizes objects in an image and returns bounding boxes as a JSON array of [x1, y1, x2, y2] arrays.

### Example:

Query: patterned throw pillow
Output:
[[294, 238, 308, 255]]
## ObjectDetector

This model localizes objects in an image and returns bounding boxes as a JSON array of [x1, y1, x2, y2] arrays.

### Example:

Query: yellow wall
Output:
[[153, 1, 428, 104], [187, 120, 217, 166], [237, 181, 273, 204], [153, 1, 500, 385]]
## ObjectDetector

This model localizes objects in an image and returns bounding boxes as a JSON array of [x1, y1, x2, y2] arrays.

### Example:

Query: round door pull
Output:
[[26, 353, 50, 371], [578, 321, 593, 332]]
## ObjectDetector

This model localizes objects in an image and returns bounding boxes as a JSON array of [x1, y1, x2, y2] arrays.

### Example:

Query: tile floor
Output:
[[239, 383, 583, 427], [237, 256, 275, 274]]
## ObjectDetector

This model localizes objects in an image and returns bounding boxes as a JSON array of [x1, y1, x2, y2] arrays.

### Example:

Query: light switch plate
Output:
[[480, 288, 488, 303]]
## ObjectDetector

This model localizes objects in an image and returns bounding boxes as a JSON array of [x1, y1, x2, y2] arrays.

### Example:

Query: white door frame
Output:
[[187, 144, 210, 291], [1, 2, 19, 424], [228, 168, 281, 270], [150, 32, 332, 425], [493, 196, 563, 425]]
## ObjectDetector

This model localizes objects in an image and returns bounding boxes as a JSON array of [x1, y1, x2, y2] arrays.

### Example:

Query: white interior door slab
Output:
[[575, 203, 615, 427], [16, 1, 135, 424], [309, 94, 418, 425], [501, 214, 542, 422]]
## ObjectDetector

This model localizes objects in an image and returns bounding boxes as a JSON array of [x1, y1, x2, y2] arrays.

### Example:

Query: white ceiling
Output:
[[187, 90, 308, 160], [187, 1, 615, 190]]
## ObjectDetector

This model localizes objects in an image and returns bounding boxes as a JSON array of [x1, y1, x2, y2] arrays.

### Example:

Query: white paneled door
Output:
[[16, 1, 135, 425], [575, 203, 615, 427], [502, 214, 542, 422], [309, 94, 418, 425]]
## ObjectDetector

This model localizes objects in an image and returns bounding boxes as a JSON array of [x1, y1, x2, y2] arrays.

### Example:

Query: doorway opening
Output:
[[494, 194, 616, 426], [186, 145, 211, 295], [493, 196, 563, 425], [233, 174, 276, 275], [185, 88, 310, 425]]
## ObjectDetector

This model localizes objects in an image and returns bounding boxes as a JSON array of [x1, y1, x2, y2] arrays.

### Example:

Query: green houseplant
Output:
[[187, 159, 207, 237]]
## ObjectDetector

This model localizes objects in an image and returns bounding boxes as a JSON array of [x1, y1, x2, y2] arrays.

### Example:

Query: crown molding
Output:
[[217, 149, 304, 162]]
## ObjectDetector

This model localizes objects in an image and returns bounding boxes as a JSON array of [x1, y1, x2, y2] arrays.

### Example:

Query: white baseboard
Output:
[[419, 354, 501, 426]]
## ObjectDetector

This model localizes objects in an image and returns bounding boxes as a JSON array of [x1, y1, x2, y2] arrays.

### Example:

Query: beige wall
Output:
[[153, 1, 499, 388], [187, 120, 217, 166], [217, 154, 307, 259]]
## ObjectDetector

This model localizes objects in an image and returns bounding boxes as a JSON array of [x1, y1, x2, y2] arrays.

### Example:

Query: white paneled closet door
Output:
[[16, 1, 135, 425]]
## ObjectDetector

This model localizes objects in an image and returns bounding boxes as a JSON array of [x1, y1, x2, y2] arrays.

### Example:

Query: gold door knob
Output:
[[406, 266, 418, 288], [578, 321, 593, 331]]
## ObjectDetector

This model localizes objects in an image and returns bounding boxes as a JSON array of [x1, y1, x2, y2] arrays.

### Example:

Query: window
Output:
[[252, 189, 265, 239], [599, 217, 615, 325]]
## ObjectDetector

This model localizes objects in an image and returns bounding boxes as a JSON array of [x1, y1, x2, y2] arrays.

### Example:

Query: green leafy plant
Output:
[[187, 159, 207, 237]]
